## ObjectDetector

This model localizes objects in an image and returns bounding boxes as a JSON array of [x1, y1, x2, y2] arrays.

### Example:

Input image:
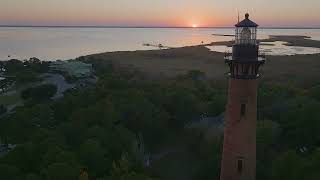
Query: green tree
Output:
[[45, 163, 78, 180], [0, 104, 7, 115], [309, 85, 320, 101], [271, 151, 305, 180], [79, 169, 90, 180], [257, 120, 279, 155], [0, 164, 21, 180], [302, 149, 320, 180], [21, 84, 57, 102], [279, 97, 320, 147], [25, 173, 42, 180], [79, 139, 109, 177]]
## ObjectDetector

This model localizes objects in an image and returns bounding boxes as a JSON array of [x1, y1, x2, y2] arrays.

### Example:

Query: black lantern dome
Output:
[[224, 13, 265, 79], [235, 13, 258, 45], [235, 13, 258, 27]]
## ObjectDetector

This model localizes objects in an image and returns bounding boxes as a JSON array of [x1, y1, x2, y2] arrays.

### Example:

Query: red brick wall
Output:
[[220, 78, 257, 180]]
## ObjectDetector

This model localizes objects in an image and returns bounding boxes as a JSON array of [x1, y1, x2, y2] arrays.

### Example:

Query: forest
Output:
[[0, 57, 320, 180]]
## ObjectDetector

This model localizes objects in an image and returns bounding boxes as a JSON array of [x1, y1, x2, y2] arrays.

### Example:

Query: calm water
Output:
[[0, 27, 320, 61], [207, 41, 320, 56]]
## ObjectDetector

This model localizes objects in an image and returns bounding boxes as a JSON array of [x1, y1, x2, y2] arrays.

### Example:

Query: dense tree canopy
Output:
[[0, 58, 320, 180], [21, 84, 57, 102]]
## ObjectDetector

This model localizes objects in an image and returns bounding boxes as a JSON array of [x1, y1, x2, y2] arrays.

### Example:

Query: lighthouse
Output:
[[220, 13, 265, 180]]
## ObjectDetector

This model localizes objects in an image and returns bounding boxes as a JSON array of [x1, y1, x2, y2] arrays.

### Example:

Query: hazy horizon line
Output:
[[1, 25, 320, 29]]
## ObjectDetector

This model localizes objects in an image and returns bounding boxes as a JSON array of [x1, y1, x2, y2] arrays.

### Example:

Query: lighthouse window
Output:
[[240, 27, 251, 44], [240, 104, 246, 117], [237, 159, 243, 173]]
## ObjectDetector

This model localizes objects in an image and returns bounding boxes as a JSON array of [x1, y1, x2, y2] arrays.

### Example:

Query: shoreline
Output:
[[1, 35, 320, 132], [208, 35, 320, 48], [1, 34, 320, 62], [1, 35, 320, 87], [83, 41, 320, 88]]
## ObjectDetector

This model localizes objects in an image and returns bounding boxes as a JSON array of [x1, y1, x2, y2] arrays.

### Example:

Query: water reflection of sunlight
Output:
[[1, 27, 320, 60], [206, 41, 320, 56]]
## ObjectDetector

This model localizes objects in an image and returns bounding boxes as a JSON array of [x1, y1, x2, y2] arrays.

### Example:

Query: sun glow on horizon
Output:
[[0, 0, 319, 27]]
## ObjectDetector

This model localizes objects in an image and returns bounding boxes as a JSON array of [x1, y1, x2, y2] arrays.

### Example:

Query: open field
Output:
[[86, 46, 226, 80], [261, 53, 320, 87], [85, 38, 320, 87]]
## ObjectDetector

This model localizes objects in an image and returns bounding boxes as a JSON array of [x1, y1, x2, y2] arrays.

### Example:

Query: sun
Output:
[[192, 24, 198, 28]]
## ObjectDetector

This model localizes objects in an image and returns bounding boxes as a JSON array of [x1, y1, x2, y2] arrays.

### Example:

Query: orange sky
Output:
[[1, 0, 319, 27]]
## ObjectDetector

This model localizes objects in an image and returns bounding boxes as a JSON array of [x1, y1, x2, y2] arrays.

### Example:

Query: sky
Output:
[[1, 0, 319, 27]]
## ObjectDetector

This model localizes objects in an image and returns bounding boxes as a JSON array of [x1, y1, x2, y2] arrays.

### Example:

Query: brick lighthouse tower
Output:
[[220, 13, 265, 180]]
